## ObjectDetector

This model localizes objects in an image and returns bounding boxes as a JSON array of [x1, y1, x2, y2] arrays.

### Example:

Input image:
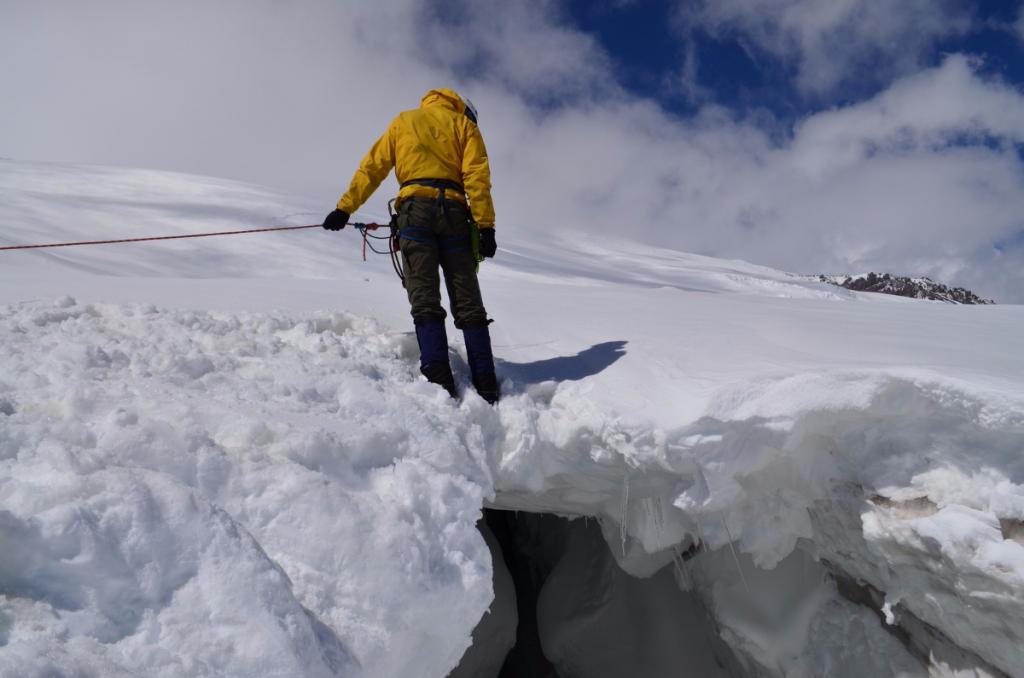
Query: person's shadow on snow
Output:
[[497, 340, 628, 384]]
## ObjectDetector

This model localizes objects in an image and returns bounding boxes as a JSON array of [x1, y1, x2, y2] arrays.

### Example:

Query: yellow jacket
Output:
[[337, 88, 495, 228]]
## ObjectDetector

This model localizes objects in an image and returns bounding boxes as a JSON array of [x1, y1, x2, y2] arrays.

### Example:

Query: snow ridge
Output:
[[3, 297, 1023, 677]]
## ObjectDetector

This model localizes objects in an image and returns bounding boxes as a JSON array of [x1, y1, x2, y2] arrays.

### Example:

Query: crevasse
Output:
[[2, 300, 1021, 677]]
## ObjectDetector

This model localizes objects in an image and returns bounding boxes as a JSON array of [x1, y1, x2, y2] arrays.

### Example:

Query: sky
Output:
[[2, 0, 1024, 302]]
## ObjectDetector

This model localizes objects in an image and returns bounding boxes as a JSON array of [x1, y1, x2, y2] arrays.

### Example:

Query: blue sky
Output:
[[567, 1, 784, 116], [565, 0, 1024, 122]]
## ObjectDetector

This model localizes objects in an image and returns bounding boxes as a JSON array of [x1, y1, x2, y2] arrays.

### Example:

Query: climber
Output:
[[322, 88, 499, 404]]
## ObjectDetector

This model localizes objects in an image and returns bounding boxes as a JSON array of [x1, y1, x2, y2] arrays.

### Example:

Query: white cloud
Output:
[[485, 56, 1024, 302], [416, 0, 620, 103], [1, 1, 1023, 302], [674, 0, 973, 96]]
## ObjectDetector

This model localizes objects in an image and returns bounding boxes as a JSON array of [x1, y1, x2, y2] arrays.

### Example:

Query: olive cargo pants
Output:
[[397, 197, 488, 328]]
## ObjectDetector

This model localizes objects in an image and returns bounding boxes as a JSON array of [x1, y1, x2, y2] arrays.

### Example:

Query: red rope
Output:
[[356, 223, 385, 262], [0, 224, 321, 251]]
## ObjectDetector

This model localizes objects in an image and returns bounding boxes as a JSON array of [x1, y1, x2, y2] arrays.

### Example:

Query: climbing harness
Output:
[[400, 178, 466, 209], [398, 178, 483, 266]]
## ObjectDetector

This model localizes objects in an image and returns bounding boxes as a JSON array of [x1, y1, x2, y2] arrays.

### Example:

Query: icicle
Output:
[[620, 472, 630, 557], [695, 518, 709, 553], [672, 544, 693, 591], [648, 496, 665, 546], [720, 515, 750, 594], [639, 496, 657, 551]]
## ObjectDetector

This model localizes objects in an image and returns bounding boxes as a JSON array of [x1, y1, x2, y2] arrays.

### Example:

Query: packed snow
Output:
[[1, 159, 1022, 677]]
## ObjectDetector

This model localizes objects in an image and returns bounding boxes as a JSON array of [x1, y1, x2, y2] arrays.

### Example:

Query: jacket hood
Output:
[[420, 88, 466, 114]]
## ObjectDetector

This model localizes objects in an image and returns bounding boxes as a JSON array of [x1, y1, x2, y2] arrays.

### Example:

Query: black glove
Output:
[[322, 209, 349, 231], [478, 228, 496, 258]]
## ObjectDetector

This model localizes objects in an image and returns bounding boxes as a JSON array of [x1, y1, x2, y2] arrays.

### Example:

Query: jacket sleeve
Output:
[[461, 122, 496, 228], [337, 119, 397, 214]]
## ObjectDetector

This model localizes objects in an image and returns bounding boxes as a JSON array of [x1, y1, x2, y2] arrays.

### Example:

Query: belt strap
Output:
[[400, 178, 465, 195], [400, 178, 466, 223]]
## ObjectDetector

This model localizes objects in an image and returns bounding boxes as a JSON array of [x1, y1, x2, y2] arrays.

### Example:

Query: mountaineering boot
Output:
[[463, 324, 500, 404], [421, 361, 458, 399], [415, 319, 457, 398]]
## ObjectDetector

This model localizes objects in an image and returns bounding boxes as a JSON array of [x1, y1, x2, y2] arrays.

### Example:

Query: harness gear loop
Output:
[[351, 199, 406, 287], [388, 199, 405, 287]]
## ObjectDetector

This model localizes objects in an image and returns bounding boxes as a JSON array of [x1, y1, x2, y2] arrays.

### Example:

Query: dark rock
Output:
[[817, 273, 995, 304]]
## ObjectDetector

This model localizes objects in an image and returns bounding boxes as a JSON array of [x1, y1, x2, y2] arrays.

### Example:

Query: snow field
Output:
[[2, 160, 1024, 677]]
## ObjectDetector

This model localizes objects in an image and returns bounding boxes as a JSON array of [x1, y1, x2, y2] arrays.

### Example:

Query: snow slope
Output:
[[1, 159, 1022, 677]]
